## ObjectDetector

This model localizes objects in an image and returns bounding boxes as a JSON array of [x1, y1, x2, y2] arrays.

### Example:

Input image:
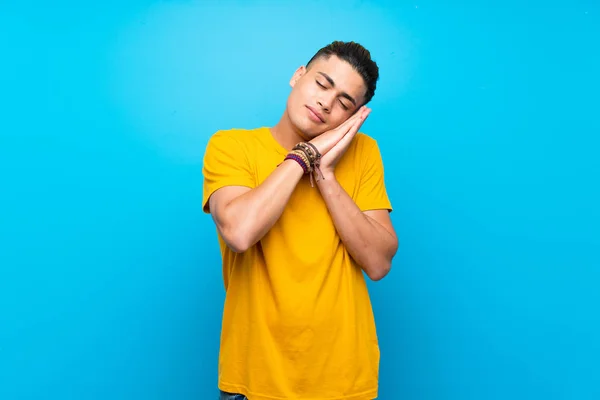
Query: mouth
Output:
[[306, 106, 325, 123]]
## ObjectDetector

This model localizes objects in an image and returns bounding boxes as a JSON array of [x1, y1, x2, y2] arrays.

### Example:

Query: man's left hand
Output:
[[318, 107, 371, 179]]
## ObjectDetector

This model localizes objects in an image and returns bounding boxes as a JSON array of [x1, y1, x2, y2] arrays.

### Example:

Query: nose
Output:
[[317, 99, 332, 113]]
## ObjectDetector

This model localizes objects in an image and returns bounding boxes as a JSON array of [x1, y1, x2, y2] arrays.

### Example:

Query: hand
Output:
[[309, 106, 370, 157], [314, 106, 371, 178]]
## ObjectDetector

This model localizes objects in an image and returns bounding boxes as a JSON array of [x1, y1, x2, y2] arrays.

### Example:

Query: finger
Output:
[[361, 107, 372, 120], [335, 122, 359, 150], [311, 107, 369, 154], [336, 106, 367, 133], [339, 112, 367, 145], [350, 108, 370, 134]]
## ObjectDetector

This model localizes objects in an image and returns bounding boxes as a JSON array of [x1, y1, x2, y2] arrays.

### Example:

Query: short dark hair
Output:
[[306, 41, 379, 105]]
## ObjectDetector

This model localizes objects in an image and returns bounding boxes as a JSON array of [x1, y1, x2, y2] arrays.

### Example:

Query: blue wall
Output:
[[1, 1, 599, 399]]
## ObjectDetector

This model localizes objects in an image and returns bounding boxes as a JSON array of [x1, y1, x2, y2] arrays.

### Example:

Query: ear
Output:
[[289, 66, 306, 88]]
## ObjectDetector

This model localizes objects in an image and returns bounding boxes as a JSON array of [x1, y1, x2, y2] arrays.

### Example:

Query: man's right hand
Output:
[[309, 106, 370, 156]]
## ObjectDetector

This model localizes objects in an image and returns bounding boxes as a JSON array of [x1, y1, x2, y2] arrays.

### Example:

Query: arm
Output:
[[204, 110, 368, 253], [317, 177, 398, 280], [208, 159, 304, 253], [314, 109, 397, 280]]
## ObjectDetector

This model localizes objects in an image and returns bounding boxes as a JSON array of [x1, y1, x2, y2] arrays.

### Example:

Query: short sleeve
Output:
[[202, 131, 255, 213], [355, 138, 393, 213]]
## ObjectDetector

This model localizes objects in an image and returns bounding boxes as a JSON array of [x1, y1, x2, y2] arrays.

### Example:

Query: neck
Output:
[[270, 109, 306, 151]]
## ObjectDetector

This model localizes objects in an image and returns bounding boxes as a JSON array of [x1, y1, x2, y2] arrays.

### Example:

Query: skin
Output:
[[208, 55, 398, 280]]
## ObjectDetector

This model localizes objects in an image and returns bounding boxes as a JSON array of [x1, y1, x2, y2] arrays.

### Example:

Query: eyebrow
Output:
[[317, 72, 357, 106]]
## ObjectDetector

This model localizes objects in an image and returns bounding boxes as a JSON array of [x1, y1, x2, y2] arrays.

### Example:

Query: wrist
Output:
[[316, 169, 337, 184], [284, 142, 326, 187], [283, 152, 310, 174]]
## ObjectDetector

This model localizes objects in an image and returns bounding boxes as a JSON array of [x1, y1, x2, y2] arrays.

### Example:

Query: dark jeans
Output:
[[219, 390, 248, 400], [220, 389, 374, 399]]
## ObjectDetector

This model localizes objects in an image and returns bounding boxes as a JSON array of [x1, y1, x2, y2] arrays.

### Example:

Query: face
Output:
[[286, 55, 367, 139]]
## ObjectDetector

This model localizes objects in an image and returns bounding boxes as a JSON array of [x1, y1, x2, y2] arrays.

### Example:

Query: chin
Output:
[[287, 103, 331, 136], [300, 125, 327, 140], [289, 117, 322, 139]]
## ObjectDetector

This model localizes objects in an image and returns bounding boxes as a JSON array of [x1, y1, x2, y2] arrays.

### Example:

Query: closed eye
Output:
[[317, 79, 350, 110]]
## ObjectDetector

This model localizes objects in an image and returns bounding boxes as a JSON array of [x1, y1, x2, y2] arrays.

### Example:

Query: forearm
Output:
[[217, 159, 304, 251], [316, 176, 397, 280]]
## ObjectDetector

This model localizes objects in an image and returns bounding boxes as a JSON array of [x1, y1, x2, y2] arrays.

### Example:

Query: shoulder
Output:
[[353, 132, 378, 148], [204, 128, 265, 160], [208, 127, 264, 144], [351, 132, 383, 160]]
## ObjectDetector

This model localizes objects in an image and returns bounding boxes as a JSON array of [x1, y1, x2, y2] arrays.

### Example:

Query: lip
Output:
[[306, 106, 325, 123]]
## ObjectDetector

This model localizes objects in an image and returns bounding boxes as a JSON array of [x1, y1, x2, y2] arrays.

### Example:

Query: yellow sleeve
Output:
[[355, 138, 393, 212], [202, 131, 255, 213]]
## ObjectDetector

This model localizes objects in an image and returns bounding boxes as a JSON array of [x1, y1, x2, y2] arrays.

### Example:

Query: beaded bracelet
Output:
[[284, 142, 325, 187], [284, 150, 309, 174]]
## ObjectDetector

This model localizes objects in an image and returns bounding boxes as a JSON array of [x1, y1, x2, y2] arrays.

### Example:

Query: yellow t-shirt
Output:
[[202, 127, 392, 400]]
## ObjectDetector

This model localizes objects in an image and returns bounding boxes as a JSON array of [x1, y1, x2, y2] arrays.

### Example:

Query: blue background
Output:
[[1, 1, 599, 399]]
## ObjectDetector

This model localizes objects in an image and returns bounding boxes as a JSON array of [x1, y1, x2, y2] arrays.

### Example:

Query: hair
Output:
[[305, 40, 379, 105]]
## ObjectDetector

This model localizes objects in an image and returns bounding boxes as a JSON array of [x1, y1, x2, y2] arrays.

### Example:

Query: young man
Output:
[[202, 41, 398, 400]]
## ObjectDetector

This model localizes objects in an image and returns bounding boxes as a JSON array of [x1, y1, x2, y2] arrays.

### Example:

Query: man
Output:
[[202, 41, 398, 400]]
